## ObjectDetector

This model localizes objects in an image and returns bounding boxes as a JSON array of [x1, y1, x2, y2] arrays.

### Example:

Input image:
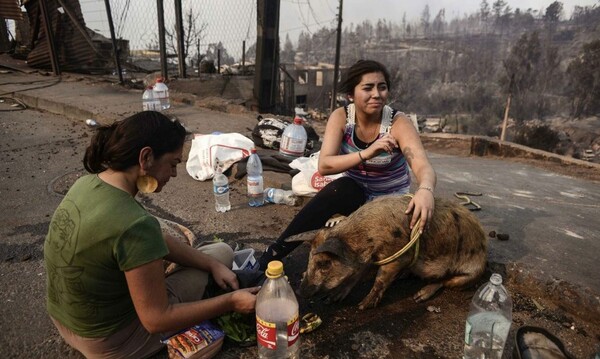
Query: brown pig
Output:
[[285, 195, 487, 309]]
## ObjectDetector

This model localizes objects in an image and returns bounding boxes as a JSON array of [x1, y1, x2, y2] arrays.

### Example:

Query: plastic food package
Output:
[[161, 321, 225, 359]]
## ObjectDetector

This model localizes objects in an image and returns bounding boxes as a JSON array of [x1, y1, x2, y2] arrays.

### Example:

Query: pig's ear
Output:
[[314, 237, 350, 259], [283, 229, 320, 243]]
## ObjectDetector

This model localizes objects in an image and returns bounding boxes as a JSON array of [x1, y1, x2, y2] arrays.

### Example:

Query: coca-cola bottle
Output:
[[255, 261, 300, 359]]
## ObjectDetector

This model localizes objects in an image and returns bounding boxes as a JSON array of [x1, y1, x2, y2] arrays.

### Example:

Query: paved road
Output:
[[430, 153, 600, 291]]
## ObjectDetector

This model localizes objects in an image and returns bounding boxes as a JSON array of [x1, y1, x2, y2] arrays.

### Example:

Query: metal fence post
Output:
[[174, 0, 186, 78], [242, 40, 246, 75], [156, 0, 168, 80]]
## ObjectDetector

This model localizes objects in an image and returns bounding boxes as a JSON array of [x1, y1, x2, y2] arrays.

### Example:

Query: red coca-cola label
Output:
[[256, 314, 299, 349], [256, 316, 276, 349], [288, 314, 300, 346]]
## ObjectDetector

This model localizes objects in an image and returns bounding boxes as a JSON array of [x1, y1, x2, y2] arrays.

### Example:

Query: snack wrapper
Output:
[[161, 321, 225, 359]]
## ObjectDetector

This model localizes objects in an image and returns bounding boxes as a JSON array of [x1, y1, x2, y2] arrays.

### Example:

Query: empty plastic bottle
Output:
[[464, 273, 513, 359], [142, 86, 160, 111], [246, 149, 264, 207], [256, 261, 300, 359], [264, 188, 297, 206], [279, 116, 307, 158], [212, 160, 231, 213], [152, 78, 170, 110]]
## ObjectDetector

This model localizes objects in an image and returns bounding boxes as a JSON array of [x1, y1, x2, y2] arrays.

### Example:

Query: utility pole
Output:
[[330, 0, 343, 112]]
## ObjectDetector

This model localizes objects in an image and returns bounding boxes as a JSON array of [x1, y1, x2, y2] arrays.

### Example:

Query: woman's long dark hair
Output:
[[337, 59, 392, 95], [84, 111, 187, 173]]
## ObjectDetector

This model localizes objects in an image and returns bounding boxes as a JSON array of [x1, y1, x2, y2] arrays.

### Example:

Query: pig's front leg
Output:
[[358, 261, 405, 309]]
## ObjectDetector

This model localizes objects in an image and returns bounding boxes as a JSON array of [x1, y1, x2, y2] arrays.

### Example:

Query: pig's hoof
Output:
[[325, 214, 346, 227], [358, 296, 380, 310], [413, 283, 443, 302]]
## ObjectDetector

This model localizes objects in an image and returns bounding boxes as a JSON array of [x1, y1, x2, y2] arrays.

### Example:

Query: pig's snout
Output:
[[299, 278, 320, 298]]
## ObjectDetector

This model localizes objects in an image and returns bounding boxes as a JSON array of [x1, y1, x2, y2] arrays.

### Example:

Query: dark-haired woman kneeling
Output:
[[44, 111, 258, 358]]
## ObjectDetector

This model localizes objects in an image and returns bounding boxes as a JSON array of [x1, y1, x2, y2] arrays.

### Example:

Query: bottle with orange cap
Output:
[[255, 261, 300, 358]]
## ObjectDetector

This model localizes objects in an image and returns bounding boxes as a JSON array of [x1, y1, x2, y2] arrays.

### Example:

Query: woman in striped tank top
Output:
[[258, 60, 436, 270]]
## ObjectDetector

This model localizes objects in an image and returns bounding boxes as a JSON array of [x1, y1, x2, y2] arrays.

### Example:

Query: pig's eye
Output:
[[316, 260, 331, 271]]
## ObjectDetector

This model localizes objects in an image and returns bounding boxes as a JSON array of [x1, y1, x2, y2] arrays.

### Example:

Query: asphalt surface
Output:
[[1, 69, 599, 358]]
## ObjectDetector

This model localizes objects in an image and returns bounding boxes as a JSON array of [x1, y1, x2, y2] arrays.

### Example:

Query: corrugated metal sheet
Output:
[[24, 0, 126, 73], [0, 0, 23, 20]]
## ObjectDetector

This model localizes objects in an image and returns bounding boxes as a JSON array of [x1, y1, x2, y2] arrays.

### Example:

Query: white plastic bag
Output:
[[289, 152, 343, 197], [186, 133, 254, 181]]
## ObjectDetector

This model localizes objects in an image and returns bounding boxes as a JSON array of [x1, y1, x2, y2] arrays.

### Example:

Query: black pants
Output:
[[258, 176, 367, 270]]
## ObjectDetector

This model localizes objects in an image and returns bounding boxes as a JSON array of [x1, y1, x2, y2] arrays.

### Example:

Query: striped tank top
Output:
[[341, 104, 411, 200]]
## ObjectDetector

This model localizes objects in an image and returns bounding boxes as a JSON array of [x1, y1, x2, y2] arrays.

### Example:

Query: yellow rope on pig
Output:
[[374, 194, 422, 266]]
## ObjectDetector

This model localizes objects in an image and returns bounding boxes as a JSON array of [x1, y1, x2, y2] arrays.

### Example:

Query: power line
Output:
[[280, 17, 337, 34]]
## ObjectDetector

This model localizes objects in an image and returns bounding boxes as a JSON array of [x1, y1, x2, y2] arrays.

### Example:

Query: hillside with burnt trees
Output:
[[282, 1, 600, 160]]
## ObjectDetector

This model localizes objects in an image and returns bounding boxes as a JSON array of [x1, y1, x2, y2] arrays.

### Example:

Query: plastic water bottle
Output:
[[153, 78, 170, 110], [213, 160, 231, 212], [464, 273, 513, 359], [256, 261, 300, 359], [264, 188, 297, 206], [142, 86, 160, 111], [279, 116, 307, 158], [247, 148, 264, 207]]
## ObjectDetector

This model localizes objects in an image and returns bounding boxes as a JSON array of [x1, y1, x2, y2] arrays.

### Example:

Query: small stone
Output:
[[489, 230, 497, 238], [496, 233, 510, 241], [427, 305, 441, 313]]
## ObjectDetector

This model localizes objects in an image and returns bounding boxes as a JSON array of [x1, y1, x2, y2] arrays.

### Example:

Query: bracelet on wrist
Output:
[[358, 151, 366, 162], [417, 185, 434, 194]]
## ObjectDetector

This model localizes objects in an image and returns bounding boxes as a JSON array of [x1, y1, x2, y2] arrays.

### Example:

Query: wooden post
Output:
[[254, 0, 280, 113], [500, 93, 511, 141], [39, 0, 60, 75], [103, 0, 123, 84]]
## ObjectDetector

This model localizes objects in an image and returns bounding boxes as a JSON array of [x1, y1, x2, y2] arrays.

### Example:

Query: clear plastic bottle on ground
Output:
[[142, 86, 160, 111], [212, 160, 231, 212], [256, 261, 300, 359], [464, 273, 513, 359], [263, 188, 297, 206], [247, 148, 264, 207], [279, 116, 307, 158], [152, 78, 170, 110]]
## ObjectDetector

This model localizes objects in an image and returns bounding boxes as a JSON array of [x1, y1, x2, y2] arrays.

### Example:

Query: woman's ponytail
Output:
[[83, 123, 117, 173]]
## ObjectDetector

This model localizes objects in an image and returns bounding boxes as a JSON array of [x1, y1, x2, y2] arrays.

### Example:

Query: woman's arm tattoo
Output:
[[402, 146, 415, 161]]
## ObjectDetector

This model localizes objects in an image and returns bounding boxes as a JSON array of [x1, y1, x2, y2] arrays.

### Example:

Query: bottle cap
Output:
[[156, 77, 163, 83], [293, 116, 303, 124], [266, 260, 283, 278], [251, 148, 257, 154], [490, 273, 502, 285]]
